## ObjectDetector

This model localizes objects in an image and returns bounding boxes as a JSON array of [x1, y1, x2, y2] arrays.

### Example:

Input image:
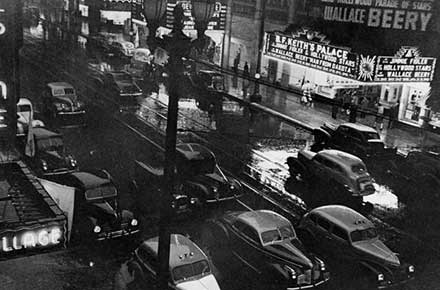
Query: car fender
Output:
[[358, 260, 393, 278], [266, 263, 290, 281], [313, 128, 331, 144]]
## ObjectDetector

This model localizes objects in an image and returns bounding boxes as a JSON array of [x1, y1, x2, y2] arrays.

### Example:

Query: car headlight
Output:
[[377, 273, 384, 281], [230, 184, 235, 190], [317, 258, 326, 271], [41, 160, 48, 171], [190, 197, 199, 204], [408, 265, 415, 273], [93, 225, 101, 233], [131, 219, 138, 226], [54, 102, 68, 111], [212, 187, 218, 193], [284, 265, 297, 280], [69, 157, 77, 168], [171, 201, 176, 208]]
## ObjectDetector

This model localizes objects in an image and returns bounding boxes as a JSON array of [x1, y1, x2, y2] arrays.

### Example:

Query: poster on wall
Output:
[[319, 0, 435, 32], [264, 32, 359, 79]]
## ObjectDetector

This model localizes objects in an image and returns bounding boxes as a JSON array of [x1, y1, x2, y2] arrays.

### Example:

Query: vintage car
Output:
[[176, 143, 243, 203], [16, 98, 45, 136], [51, 169, 139, 242], [189, 70, 227, 111], [108, 40, 135, 57], [129, 234, 221, 290], [101, 71, 143, 108], [21, 127, 78, 176], [42, 82, 86, 125], [313, 123, 396, 160], [202, 210, 330, 289], [297, 205, 415, 289]]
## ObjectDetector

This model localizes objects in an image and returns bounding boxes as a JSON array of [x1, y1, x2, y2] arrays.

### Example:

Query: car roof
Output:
[[47, 82, 74, 89], [17, 98, 32, 106], [310, 205, 374, 232], [340, 123, 378, 133], [317, 149, 364, 166], [236, 210, 292, 233], [139, 234, 207, 268], [33, 127, 62, 139], [176, 143, 215, 161], [70, 171, 111, 189]]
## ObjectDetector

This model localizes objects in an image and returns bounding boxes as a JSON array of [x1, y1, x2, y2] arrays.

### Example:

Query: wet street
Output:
[[1, 18, 440, 290]]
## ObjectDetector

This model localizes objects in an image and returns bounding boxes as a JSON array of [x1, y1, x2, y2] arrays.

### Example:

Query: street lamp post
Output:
[[251, 0, 266, 102], [143, 1, 214, 289], [192, 0, 216, 52]]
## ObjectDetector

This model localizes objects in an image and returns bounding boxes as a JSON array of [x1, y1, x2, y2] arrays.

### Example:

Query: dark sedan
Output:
[[202, 210, 330, 289], [103, 71, 143, 109], [51, 169, 139, 242]]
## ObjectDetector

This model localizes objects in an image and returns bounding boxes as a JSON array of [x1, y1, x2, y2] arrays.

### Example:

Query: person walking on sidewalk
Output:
[[349, 99, 358, 123], [208, 103, 217, 130], [301, 81, 312, 107]]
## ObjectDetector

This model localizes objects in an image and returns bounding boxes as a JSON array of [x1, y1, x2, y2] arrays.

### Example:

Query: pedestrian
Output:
[[332, 96, 341, 119], [208, 103, 216, 130], [301, 81, 312, 107], [359, 97, 368, 118], [349, 99, 358, 123], [374, 102, 384, 131], [243, 62, 249, 77]]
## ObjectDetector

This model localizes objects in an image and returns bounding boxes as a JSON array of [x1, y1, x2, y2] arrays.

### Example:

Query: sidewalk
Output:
[[223, 74, 431, 152]]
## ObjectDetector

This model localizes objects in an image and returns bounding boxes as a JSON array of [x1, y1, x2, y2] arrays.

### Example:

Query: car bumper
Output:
[[96, 228, 140, 241], [206, 193, 243, 203], [56, 111, 86, 126], [286, 273, 330, 290], [42, 168, 77, 176]]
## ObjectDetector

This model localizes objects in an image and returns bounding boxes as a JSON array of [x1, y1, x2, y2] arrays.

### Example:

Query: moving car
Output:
[[108, 40, 135, 57], [189, 70, 227, 111], [43, 82, 86, 125], [129, 234, 221, 290], [202, 210, 330, 289], [21, 127, 78, 176], [313, 123, 396, 160], [134, 143, 242, 209], [16, 98, 45, 136], [102, 71, 143, 108], [51, 169, 139, 242], [297, 205, 415, 289]]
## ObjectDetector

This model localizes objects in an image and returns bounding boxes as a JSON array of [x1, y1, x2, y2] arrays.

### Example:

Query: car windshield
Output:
[[172, 260, 211, 282], [350, 228, 378, 242], [113, 73, 132, 82], [351, 163, 367, 174], [85, 184, 117, 201], [261, 225, 296, 245], [364, 132, 380, 140], [18, 104, 31, 112], [36, 137, 64, 151]]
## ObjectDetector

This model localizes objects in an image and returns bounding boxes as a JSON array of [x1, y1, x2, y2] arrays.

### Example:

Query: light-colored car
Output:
[[110, 40, 135, 57], [298, 205, 415, 289], [130, 234, 221, 290], [16, 98, 45, 136]]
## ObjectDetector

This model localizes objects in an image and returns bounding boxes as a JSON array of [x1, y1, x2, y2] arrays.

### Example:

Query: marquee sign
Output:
[[319, 0, 435, 32], [264, 32, 358, 79], [165, 1, 227, 31], [358, 46, 437, 82], [0, 223, 65, 255]]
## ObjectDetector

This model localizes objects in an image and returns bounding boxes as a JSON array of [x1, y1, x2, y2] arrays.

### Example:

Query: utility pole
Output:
[[251, 0, 266, 101]]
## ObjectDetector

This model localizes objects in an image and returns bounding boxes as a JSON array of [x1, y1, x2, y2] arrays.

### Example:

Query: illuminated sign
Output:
[[319, 0, 435, 32], [0, 81, 6, 99], [1, 225, 63, 254], [264, 32, 358, 79], [165, 1, 227, 31]]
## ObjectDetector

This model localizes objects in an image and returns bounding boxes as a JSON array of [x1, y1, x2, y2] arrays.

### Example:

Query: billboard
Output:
[[264, 32, 359, 79], [319, 0, 435, 32]]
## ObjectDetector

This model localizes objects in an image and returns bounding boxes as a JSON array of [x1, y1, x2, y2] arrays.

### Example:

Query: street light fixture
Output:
[[143, 1, 215, 289], [192, 0, 216, 50]]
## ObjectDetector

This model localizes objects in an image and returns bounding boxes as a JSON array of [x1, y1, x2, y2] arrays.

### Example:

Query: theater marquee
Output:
[[320, 0, 435, 32], [264, 32, 358, 79]]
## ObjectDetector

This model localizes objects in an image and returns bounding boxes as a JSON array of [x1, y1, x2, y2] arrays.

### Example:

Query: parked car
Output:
[[16, 98, 45, 136], [129, 234, 221, 290], [202, 210, 330, 289], [108, 40, 135, 57], [297, 205, 415, 289], [313, 123, 396, 160], [42, 82, 86, 125], [133, 160, 195, 216], [101, 71, 143, 109], [189, 70, 227, 111], [50, 169, 139, 242], [20, 127, 78, 176]]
